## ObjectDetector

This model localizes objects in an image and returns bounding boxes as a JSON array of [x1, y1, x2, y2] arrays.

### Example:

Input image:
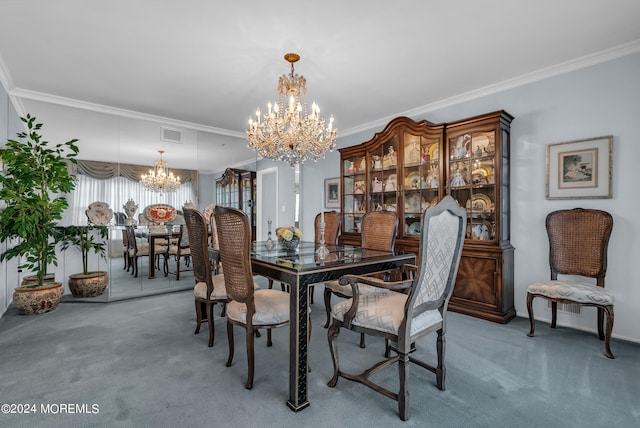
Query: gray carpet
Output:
[[1, 284, 638, 428]]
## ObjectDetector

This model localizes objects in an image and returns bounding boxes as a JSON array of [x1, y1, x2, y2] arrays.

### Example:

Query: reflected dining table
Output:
[[136, 226, 178, 279], [212, 241, 415, 412]]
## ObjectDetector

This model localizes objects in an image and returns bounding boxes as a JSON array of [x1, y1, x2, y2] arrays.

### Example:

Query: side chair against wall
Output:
[[183, 209, 228, 348], [323, 210, 398, 348], [214, 206, 290, 390], [164, 225, 192, 280], [327, 196, 466, 421], [125, 226, 168, 278], [526, 208, 615, 358]]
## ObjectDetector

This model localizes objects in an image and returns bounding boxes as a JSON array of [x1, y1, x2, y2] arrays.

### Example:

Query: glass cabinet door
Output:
[[342, 154, 367, 233], [401, 132, 441, 237], [368, 136, 398, 216], [447, 131, 496, 240]]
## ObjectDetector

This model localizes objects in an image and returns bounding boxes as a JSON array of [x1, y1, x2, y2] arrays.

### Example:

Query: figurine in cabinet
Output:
[[354, 181, 365, 194], [359, 157, 367, 170], [372, 155, 383, 169], [347, 161, 356, 173], [385, 175, 396, 191], [450, 168, 466, 187], [383, 146, 397, 167], [372, 177, 383, 192], [421, 146, 430, 164]]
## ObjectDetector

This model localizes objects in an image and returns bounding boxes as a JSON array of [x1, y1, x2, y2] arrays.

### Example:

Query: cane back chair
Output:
[[526, 208, 615, 358]]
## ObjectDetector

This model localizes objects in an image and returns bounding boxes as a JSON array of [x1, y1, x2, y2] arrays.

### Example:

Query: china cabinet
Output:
[[338, 111, 515, 323], [215, 168, 256, 240]]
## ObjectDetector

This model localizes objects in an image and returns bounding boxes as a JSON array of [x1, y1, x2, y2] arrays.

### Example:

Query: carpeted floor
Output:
[[1, 284, 638, 428]]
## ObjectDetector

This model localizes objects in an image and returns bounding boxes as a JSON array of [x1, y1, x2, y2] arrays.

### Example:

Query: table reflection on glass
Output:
[[212, 241, 415, 412]]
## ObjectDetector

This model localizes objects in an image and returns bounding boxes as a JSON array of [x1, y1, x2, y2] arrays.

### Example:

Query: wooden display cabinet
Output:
[[215, 168, 257, 240], [338, 111, 515, 323]]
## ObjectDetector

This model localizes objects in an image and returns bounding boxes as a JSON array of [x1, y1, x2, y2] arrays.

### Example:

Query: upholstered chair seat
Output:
[[193, 274, 227, 300], [527, 280, 614, 305], [226, 289, 290, 325]]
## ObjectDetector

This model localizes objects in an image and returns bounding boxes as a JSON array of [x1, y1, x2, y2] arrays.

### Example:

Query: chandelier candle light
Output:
[[140, 150, 181, 195], [246, 53, 337, 166]]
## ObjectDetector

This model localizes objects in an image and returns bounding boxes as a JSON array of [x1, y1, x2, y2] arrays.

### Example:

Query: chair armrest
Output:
[[338, 274, 413, 327]]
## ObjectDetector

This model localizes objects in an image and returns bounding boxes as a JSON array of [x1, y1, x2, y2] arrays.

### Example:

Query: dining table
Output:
[[212, 241, 416, 412]]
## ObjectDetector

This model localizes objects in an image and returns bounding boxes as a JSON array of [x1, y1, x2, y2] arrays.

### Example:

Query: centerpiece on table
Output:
[[276, 226, 303, 251]]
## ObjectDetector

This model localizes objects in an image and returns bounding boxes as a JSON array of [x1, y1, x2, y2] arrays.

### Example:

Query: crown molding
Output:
[[8, 88, 246, 138], [340, 39, 640, 137]]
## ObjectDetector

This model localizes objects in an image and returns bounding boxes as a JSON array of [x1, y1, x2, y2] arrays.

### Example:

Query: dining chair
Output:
[[125, 226, 168, 278], [271, 211, 342, 302], [214, 205, 290, 389], [184, 208, 228, 347], [327, 196, 466, 421], [164, 225, 192, 280], [526, 208, 615, 358], [323, 210, 397, 347]]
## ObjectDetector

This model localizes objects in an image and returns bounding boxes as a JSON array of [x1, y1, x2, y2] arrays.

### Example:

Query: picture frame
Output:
[[546, 135, 613, 199], [324, 177, 340, 209]]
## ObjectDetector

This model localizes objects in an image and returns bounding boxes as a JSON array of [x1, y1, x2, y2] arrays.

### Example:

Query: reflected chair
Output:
[[526, 208, 615, 358], [125, 226, 168, 278], [121, 228, 130, 271], [327, 196, 466, 421], [323, 210, 397, 347], [214, 206, 290, 389], [164, 225, 192, 280], [208, 211, 221, 274], [184, 209, 228, 347]]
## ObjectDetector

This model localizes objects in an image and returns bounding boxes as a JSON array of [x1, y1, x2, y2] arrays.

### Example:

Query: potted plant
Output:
[[61, 225, 109, 297], [0, 114, 78, 314]]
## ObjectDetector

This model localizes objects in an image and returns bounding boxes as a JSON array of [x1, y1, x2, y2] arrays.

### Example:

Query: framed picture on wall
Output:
[[325, 178, 340, 209], [546, 135, 613, 199]]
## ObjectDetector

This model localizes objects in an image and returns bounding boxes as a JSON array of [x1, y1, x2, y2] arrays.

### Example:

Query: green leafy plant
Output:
[[60, 226, 108, 275], [0, 114, 78, 287]]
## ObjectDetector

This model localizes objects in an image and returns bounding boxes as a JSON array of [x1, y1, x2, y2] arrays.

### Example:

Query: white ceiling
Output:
[[1, 1, 640, 172]]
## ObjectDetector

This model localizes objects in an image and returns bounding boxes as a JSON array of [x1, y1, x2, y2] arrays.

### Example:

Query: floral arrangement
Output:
[[276, 226, 303, 251], [276, 226, 302, 241]]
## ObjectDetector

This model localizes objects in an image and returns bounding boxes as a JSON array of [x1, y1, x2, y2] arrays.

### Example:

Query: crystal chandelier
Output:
[[247, 53, 337, 166], [140, 150, 181, 194]]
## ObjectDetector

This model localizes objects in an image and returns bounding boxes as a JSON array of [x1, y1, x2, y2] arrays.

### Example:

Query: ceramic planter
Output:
[[13, 281, 64, 315], [68, 271, 108, 297]]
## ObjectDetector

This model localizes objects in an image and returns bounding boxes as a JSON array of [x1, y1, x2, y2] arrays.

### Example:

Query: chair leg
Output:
[[225, 321, 234, 367], [436, 329, 446, 390], [206, 302, 215, 347], [267, 328, 272, 347], [327, 320, 341, 387], [359, 333, 366, 348], [268, 279, 273, 289], [194, 300, 203, 334], [597, 307, 605, 340], [398, 351, 410, 421], [323, 288, 332, 328], [526, 293, 536, 337], [133, 257, 139, 278], [246, 327, 255, 389], [551, 301, 558, 328], [176, 257, 181, 281], [602, 305, 615, 359]]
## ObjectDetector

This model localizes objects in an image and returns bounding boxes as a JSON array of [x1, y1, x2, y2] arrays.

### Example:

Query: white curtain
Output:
[[66, 174, 197, 226]]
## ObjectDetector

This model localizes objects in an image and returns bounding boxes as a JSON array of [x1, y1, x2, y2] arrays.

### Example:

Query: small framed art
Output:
[[325, 177, 340, 209], [546, 135, 613, 199]]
